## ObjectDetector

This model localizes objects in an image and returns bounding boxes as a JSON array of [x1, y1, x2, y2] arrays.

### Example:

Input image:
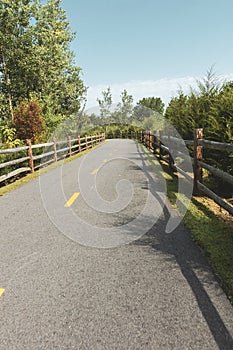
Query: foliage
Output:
[[97, 87, 112, 119], [164, 92, 192, 138], [137, 96, 165, 115], [116, 89, 134, 123], [0, 125, 21, 149], [13, 100, 44, 142], [0, 0, 86, 135], [164, 69, 233, 176], [132, 103, 152, 122]]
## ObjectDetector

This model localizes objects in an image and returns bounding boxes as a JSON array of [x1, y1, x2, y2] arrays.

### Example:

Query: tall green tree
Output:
[[0, 0, 86, 136], [0, 0, 34, 121], [165, 92, 192, 138], [165, 69, 221, 139], [137, 97, 165, 115], [164, 69, 233, 176]]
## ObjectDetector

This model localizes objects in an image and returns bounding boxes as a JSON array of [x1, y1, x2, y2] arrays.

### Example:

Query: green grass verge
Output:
[[141, 144, 233, 304], [0, 144, 104, 197]]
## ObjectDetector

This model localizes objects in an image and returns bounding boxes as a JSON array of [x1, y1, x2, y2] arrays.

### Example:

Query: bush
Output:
[[13, 100, 44, 143]]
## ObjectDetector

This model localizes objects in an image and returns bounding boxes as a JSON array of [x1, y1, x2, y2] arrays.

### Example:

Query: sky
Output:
[[60, 0, 233, 109]]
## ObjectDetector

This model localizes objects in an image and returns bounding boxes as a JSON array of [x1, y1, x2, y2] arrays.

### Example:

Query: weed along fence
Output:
[[0, 133, 105, 184], [140, 129, 233, 216]]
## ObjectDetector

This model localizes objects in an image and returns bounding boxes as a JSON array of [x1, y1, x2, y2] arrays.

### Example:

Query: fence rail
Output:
[[140, 129, 233, 216], [1, 129, 232, 216], [0, 133, 105, 183], [106, 130, 233, 216]]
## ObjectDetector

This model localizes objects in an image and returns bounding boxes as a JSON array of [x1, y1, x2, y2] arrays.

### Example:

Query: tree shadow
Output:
[[131, 141, 233, 350]]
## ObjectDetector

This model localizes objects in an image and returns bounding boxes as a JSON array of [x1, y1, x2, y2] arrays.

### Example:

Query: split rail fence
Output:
[[0, 133, 105, 183], [1, 129, 233, 216], [107, 130, 233, 215], [142, 130, 233, 215]]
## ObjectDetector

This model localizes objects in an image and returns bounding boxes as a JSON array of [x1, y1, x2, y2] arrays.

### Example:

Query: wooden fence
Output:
[[106, 130, 233, 215], [0, 133, 105, 183], [1, 129, 233, 216], [139, 129, 233, 216]]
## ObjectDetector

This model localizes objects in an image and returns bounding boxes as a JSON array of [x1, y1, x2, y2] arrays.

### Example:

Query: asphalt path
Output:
[[0, 139, 233, 350]]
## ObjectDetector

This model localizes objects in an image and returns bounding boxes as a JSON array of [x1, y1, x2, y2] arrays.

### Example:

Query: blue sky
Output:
[[60, 0, 233, 108]]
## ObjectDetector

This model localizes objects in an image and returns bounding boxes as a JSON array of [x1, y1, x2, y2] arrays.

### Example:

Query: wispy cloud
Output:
[[85, 74, 233, 112], [85, 76, 198, 111]]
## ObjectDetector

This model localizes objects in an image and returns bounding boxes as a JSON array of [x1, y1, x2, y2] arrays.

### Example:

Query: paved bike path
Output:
[[0, 139, 233, 350]]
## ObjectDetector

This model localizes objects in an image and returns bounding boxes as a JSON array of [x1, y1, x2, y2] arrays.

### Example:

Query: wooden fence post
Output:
[[153, 133, 157, 155], [68, 136, 71, 157], [144, 131, 147, 147], [26, 139, 34, 173], [167, 129, 175, 171], [85, 135, 88, 149], [148, 130, 150, 149], [158, 130, 162, 159], [53, 137, 57, 162], [78, 135, 81, 152], [150, 131, 153, 151], [193, 128, 203, 195]]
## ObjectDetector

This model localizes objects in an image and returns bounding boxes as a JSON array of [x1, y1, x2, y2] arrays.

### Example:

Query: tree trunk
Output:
[[0, 46, 14, 122]]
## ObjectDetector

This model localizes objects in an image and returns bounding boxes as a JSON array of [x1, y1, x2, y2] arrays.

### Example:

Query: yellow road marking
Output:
[[0, 288, 5, 297], [103, 159, 107, 163], [64, 192, 80, 207], [109, 153, 113, 156], [91, 168, 99, 175]]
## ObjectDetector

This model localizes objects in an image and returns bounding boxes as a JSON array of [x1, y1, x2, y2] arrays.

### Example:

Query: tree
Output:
[[164, 69, 233, 177], [0, 0, 86, 134], [0, 0, 34, 121], [29, 0, 86, 121], [132, 103, 152, 123], [97, 87, 112, 119], [195, 66, 220, 97], [137, 97, 165, 115], [116, 89, 133, 123], [165, 69, 221, 139], [164, 92, 192, 139], [13, 100, 44, 142]]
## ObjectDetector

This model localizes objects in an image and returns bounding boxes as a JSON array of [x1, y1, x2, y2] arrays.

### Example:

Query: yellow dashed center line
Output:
[[64, 192, 80, 207], [91, 168, 99, 175], [0, 288, 5, 297], [103, 159, 107, 163]]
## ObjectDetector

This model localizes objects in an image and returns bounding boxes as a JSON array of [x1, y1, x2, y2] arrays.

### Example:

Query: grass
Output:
[[0, 144, 103, 197], [141, 144, 233, 304]]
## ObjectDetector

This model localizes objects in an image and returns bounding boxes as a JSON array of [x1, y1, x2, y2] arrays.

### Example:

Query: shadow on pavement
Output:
[[132, 140, 233, 350]]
